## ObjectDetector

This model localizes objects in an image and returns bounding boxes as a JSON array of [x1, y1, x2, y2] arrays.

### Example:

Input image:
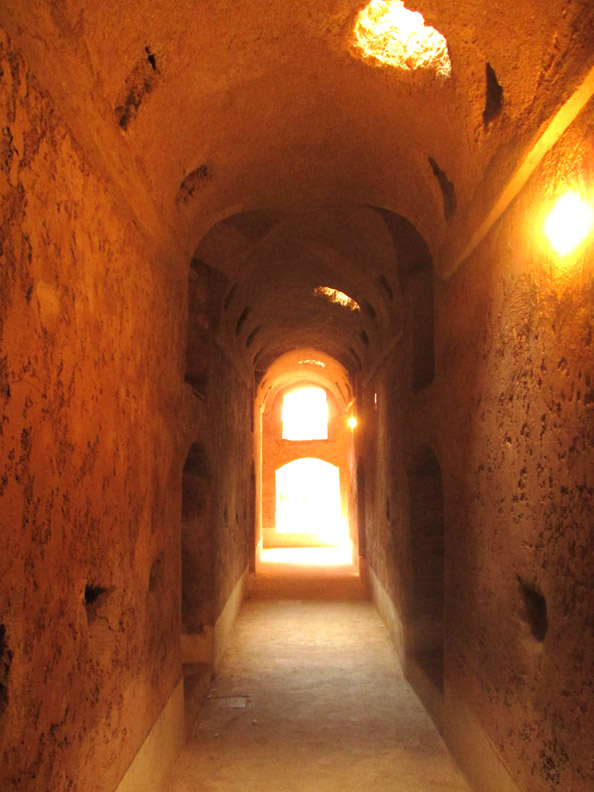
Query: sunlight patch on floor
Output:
[[260, 546, 354, 567]]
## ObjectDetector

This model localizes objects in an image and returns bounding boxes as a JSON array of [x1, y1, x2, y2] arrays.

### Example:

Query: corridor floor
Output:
[[167, 551, 471, 792]]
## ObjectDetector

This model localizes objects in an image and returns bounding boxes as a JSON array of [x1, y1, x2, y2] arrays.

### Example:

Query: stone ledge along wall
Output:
[[358, 106, 594, 791], [0, 33, 188, 792]]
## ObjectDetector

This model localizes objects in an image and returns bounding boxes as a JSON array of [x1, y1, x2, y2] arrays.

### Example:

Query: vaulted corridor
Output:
[[1, 2, 594, 791], [169, 554, 470, 792]]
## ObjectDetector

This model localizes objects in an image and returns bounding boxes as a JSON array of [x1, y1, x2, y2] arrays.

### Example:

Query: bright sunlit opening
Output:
[[314, 286, 360, 312], [275, 458, 348, 546], [354, 0, 451, 78], [544, 192, 593, 256], [282, 386, 328, 441], [348, 416, 357, 429]]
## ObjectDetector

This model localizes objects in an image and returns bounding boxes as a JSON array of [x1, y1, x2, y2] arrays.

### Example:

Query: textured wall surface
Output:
[[0, 32, 188, 792], [209, 355, 253, 619], [1, 2, 593, 791], [359, 105, 594, 792], [438, 108, 594, 792]]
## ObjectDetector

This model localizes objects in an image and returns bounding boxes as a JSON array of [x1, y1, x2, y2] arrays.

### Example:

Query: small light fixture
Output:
[[545, 192, 593, 256], [348, 416, 358, 429]]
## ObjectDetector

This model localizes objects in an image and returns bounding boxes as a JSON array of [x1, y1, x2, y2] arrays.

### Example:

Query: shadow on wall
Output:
[[406, 444, 444, 692], [373, 207, 435, 391], [181, 442, 214, 651]]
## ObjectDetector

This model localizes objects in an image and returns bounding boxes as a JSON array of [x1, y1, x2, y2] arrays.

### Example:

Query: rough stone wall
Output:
[[438, 107, 594, 792], [208, 354, 253, 618], [261, 389, 351, 547], [0, 33, 186, 792], [360, 105, 594, 791], [182, 440, 214, 634]]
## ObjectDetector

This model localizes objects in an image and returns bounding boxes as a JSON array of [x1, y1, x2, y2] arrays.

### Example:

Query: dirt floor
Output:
[[167, 550, 470, 791]]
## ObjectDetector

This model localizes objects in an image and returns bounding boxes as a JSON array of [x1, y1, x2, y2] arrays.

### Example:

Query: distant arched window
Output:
[[282, 386, 328, 440]]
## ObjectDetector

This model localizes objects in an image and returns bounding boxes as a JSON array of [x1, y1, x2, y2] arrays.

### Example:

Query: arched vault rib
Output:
[[190, 205, 433, 383], [257, 350, 353, 417]]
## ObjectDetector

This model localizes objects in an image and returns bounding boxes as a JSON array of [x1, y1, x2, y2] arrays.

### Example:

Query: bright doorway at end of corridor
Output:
[[275, 457, 348, 548]]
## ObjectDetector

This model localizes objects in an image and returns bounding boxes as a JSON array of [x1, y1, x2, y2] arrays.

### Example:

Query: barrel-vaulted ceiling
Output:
[[3, 0, 593, 386], [198, 205, 429, 379], [3, 0, 593, 257]]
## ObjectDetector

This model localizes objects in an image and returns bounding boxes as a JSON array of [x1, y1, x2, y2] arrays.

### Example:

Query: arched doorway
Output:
[[275, 458, 347, 547]]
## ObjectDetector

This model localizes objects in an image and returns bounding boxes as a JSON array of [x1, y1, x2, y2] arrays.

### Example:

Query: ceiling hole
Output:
[[145, 46, 157, 71], [85, 584, 108, 606], [246, 325, 261, 347], [224, 283, 238, 310], [84, 584, 112, 624], [349, 346, 362, 368], [149, 552, 164, 592], [364, 301, 377, 319], [177, 164, 213, 205], [517, 577, 548, 642], [314, 286, 360, 311], [115, 49, 159, 130], [0, 625, 12, 717], [235, 306, 252, 336], [353, 0, 451, 79], [428, 156, 456, 220], [359, 330, 369, 346], [378, 275, 393, 300], [483, 63, 503, 126], [334, 380, 345, 401]]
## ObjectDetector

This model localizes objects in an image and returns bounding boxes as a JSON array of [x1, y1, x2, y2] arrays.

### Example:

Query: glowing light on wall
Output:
[[282, 386, 328, 440], [314, 286, 360, 311], [544, 192, 593, 255], [353, 0, 451, 78], [348, 416, 358, 429], [275, 458, 348, 545]]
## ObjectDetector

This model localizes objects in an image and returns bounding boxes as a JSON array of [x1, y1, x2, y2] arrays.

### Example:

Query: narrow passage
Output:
[[168, 552, 470, 791]]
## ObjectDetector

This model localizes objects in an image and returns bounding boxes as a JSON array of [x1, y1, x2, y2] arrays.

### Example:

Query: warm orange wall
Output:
[[358, 105, 594, 792], [0, 33, 187, 792]]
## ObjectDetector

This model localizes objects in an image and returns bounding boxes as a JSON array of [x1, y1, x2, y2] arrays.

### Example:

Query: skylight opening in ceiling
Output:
[[298, 359, 327, 368], [353, 0, 451, 79], [314, 287, 360, 312]]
